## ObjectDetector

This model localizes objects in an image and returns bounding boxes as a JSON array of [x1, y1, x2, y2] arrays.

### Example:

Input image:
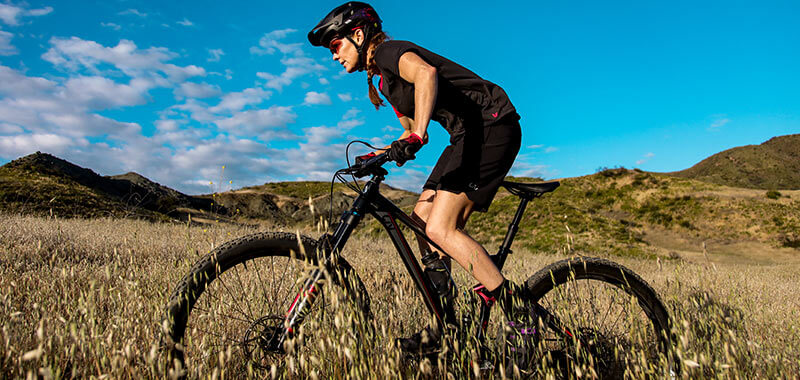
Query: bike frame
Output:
[[282, 171, 538, 347]]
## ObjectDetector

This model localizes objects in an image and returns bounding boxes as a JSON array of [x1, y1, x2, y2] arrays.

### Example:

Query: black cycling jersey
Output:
[[373, 40, 518, 140]]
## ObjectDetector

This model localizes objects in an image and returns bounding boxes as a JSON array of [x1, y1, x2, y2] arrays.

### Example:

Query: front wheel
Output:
[[162, 232, 370, 378], [511, 257, 677, 378]]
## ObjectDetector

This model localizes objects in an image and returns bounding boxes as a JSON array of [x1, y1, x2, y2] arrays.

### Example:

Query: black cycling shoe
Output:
[[396, 325, 442, 355]]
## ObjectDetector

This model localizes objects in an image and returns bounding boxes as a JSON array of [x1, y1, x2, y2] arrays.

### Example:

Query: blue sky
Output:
[[0, 1, 798, 194]]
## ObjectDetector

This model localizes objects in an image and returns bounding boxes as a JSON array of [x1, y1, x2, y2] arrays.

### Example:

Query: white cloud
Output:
[[176, 18, 193, 27], [208, 87, 271, 113], [42, 37, 205, 83], [215, 105, 296, 134], [250, 28, 301, 56], [0, 123, 23, 134], [0, 133, 72, 157], [509, 152, 551, 178], [337, 93, 352, 102], [635, 152, 655, 166], [0, 3, 52, 26], [342, 108, 360, 119], [251, 29, 326, 90], [0, 64, 146, 141], [0, 30, 15, 55], [61, 76, 152, 109], [118, 9, 147, 18], [303, 126, 342, 145], [510, 162, 549, 178], [382, 125, 401, 132], [175, 82, 222, 99], [386, 167, 428, 192], [304, 91, 331, 105], [0, 65, 57, 96], [257, 56, 326, 90], [154, 119, 182, 132], [101, 22, 121, 31], [525, 144, 558, 153], [26, 7, 53, 17], [262, 109, 366, 180], [0, 4, 22, 25], [709, 118, 730, 130], [319, 78, 330, 85], [207, 48, 224, 62]]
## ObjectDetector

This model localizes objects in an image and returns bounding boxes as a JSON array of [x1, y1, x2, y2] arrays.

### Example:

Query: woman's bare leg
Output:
[[424, 190, 504, 290]]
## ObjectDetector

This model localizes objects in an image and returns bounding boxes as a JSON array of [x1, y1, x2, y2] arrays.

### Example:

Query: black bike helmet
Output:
[[308, 2, 381, 71]]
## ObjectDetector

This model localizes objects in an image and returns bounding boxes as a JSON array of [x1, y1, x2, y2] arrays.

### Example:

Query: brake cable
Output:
[[324, 140, 385, 236]]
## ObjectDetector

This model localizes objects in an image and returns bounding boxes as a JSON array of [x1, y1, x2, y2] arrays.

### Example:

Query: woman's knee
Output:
[[425, 221, 450, 244]]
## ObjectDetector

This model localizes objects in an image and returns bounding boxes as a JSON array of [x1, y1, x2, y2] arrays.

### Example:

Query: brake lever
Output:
[[349, 151, 390, 178]]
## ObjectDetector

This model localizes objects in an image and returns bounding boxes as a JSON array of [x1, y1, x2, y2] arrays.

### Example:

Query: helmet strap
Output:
[[345, 27, 371, 72]]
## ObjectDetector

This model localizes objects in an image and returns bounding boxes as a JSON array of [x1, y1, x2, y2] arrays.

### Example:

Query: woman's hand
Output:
[[388, 133, 424, 166]]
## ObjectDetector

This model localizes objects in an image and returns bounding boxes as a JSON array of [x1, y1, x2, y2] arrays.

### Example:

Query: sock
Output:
[[488, 279, 524, 319]]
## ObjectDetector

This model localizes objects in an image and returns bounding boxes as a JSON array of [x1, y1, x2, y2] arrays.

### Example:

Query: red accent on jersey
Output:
[[379, 74, 405, 118]]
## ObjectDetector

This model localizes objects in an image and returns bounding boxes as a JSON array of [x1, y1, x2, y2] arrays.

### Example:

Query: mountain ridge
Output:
[[669, 134, 800, 190]]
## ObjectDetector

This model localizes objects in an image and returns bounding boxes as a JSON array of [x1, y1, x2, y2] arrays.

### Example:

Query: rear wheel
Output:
[[162, 232, 370, 378], [515, 257, 676, 379]]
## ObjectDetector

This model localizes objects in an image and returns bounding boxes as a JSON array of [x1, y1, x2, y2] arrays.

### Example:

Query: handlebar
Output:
[[347, 151, 391, 178]]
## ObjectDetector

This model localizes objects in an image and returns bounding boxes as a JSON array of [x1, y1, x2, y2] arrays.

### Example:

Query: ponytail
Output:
[[365, 31, 389, 110]]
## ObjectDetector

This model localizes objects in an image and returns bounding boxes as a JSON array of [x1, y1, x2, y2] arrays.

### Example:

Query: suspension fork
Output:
[[278, 177, 378, 343]]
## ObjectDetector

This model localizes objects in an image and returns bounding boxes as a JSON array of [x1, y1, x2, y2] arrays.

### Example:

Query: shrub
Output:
[[766, 190, 781, 200]]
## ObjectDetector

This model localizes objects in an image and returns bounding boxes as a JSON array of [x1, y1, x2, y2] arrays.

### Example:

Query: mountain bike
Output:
[[162, 148, 677, 378]]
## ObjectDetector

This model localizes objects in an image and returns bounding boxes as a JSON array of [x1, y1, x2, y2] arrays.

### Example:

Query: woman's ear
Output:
[[353, 28, 365, 45]]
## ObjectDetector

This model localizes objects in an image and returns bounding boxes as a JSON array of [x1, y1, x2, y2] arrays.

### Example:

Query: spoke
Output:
[[274, 256, 292, 312], [254, 257, 272, 317], [271, 256, 278, 304], [215, 271, 254, 322], [190, 326, 242, 344], [232, 263, 257, 319], [192, 306, 252, 324], [600, 287, 619, 329]]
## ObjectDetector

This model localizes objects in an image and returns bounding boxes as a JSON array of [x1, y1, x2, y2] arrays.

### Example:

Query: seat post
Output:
[[493, 195, 533, 270]]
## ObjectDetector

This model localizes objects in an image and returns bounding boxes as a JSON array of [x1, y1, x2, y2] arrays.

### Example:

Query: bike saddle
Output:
[[501, 180, 560, 198]]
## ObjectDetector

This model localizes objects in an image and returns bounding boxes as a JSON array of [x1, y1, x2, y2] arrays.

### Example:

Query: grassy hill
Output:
[[2, 151, 798, 261], [0, 152, 417, 226], [670, 134, 800, 190], [0, 153, 171, 220], [468, 168, 799, 259]]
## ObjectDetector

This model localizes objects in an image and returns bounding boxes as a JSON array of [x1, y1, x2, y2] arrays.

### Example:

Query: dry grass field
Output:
[[1, 213, 799, 379]]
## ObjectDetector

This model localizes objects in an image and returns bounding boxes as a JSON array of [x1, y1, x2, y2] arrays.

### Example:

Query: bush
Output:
[[766, 190, 781, 200]]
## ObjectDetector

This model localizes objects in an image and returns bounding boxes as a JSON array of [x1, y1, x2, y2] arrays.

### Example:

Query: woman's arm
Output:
[[372, 116, 427, 154], [397, 52, 437, 140]]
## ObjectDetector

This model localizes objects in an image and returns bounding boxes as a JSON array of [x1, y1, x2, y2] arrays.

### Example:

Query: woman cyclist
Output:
[[308, 2, 524, 354]]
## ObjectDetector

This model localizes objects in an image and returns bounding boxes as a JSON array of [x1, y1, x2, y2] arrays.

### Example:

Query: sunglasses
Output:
[[328, 38, 343, 55]]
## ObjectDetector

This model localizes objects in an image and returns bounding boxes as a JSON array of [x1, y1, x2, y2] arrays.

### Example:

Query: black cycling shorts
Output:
[[423, 117, 522, 212]]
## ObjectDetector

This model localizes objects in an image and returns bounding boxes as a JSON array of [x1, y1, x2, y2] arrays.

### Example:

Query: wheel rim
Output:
[[531, 277, 671, 378], [179, 254, 310, 376]]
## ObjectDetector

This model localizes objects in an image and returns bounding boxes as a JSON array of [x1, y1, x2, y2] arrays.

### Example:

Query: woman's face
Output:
[[330, 30, 363, 73]]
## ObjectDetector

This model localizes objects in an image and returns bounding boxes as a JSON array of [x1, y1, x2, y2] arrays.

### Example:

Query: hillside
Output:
[[670, 134, 800, 190], [1, 151, 798, 261], [1, 153, 168, 220], [209, 181, 418, 224], [0, 152, 417, 226], [467, 168, 799, 261]]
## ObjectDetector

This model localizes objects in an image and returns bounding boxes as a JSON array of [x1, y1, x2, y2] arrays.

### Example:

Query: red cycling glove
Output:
[[389, 133, 424, 166]]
